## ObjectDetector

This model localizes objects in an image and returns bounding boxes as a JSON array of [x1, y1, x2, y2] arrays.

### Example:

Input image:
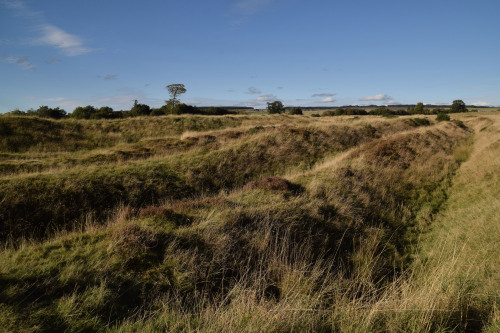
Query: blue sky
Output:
[[1, 0, 500, 112]]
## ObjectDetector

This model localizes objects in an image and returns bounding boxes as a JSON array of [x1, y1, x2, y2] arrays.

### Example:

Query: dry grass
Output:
[[1, 112, 498, 332]]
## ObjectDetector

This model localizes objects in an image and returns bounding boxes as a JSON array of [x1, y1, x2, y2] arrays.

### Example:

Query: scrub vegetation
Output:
[[0, 111, 498, 332]]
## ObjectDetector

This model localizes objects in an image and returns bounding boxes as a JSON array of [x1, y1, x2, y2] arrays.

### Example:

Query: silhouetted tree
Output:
[[72, 105, 97, 119], [450, 100, 467, 113], [166, 84, 186, 109], [267, 101, 285, 114], [36, 105, 67, 119], [91, 106, 120, 119], [129, 100, 151, 117]]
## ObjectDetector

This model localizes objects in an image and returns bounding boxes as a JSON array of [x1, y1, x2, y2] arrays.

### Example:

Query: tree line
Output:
[[269, 100, 469, 116], [4, 82, 470, 120], [5, 103, 239, 119], [4, 84, 239, 119]]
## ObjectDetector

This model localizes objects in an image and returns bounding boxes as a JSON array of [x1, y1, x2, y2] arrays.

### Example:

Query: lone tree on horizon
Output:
[[166, 84, 186, 108], [450, 99, 468, 113], [267, 101, 285, 114]]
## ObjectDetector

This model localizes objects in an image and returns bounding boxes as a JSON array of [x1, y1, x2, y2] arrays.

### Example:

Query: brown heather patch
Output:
[[138, 205, 172, 218], [108, 223, 159, 260]]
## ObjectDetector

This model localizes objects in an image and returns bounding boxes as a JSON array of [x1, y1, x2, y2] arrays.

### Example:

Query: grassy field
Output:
[[0, 112, 498, 332]]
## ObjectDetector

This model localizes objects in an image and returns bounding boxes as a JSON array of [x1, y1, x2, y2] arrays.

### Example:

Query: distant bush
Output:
[[288, 107, 303, 115], [436, 113, 451, 122], [72, 105, 122, 119], [248, 125, 265, 134], [72, 105, 97, 119], [199, 107, 236, 116], [91, 106, 122, 119], [370, 107, 409, 117], [129, 100, 151, 117], [408, 118, 431, 126], [34, 105, 67, 119], [149, 108, 166, 116], [322, 108, 368, 116], [310, 113, 321, 117], [6, 109, 27, 116], [453, 119, 466, 128]]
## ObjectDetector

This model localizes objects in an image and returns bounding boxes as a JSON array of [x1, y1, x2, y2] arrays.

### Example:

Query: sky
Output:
[[1, 0, 500, 112]]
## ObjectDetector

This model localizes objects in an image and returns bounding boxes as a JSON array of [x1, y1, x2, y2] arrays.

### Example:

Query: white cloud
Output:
[[37, 24, 91, 56], [2, 1, 91, 56], [247, 86, 261, 94], [472, 101, 491, 107], [360, 94, 392, 101], [318, 97, 336, 103]]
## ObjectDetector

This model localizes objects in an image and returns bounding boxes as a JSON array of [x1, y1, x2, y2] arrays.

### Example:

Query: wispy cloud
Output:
[[360, 94, 392, 102], [232, 0, 274, 15], [37, 24, 91, 56], [247, 86, 262, 94], [22, 95, 83, 111], [318, 97, 336, 103], [312, 93, 335, 97], [44, 56, 61, 64], [184, 97, 241, 106], [230, 0, 275, 25], [3, 55, 36, 70], [240, 93, 281, 107], [96, 74, 118, 80], [45, 97, 65, 102], [256, 94, 278, 102], [3, 1, 91, 56], [0, 0, 25, 9]]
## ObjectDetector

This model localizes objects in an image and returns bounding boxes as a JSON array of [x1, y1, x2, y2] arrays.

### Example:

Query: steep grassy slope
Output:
[[1, 112, 491, 332]]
